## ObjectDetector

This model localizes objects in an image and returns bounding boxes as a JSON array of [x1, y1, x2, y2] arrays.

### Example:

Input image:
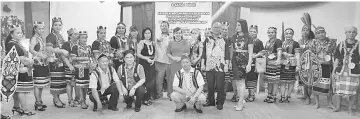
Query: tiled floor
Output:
[[1, 88, 360, 119]]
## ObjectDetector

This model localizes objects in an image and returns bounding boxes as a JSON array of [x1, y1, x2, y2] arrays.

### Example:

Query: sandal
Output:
[[73, 99, 80, 106], [142, 100, 152, 106], [285, 96, 291, 103], [267, 95, 277, 103], [279, 96, 285, 103], [22, 109, 36, 116], [68, 99, 77, 107], [53, 98, 65, 108], [245, 95, 255, 102], [231, 95, 239, 102], [1, 114, 10, 119], [11, 107, 22, 115], [40, 101, 47, 108], [34, 101, 46, 111], [263, 95, 271, 102]]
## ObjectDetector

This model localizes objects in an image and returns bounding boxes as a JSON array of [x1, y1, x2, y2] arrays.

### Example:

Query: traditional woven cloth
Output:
[[312, 64, 332, 95], [246, 66, 258, 89], [16, 73, 34, 93], [49, 62, 66, 94], [334, 73, 359, 96], [33, 65, 50, 88], [264, 60, 280, 83]]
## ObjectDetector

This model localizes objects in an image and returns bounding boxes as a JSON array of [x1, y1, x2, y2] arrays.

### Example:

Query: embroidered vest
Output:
[[175, 70, 200, 89], [120, 63, 140, 89], [92, 66, 115, 91]]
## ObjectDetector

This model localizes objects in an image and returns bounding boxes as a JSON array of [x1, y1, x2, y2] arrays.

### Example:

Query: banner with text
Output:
[[155, 1, 212, 41]]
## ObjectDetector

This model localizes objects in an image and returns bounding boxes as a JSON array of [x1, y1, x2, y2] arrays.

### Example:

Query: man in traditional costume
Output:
[[332, 26, 359, 115], [310, 26, 337, 109], [297, 13, 315, 105], [171, 55, 206, 113]]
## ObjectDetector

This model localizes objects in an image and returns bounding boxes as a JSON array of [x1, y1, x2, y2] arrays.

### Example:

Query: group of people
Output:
[[0, 14, 360, 119]]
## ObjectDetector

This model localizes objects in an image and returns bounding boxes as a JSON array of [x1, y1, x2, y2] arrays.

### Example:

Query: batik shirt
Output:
[[202, 36, 229, 72]]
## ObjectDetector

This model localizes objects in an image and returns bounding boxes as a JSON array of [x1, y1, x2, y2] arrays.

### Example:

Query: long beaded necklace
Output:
[[35, 34, 45, 52], [342, 40, 358, 70], [282, 39, 294, 53], [265, 38, 276, 52], [53, 32, 64, 48], [144, 40, 154, 56]]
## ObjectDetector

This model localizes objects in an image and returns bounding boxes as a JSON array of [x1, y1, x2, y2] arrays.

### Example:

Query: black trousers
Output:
[[124, 86, 146, 108], [144, 64, 156, 101], [89, 83, 119, 109], [206, 71, 226, 105]]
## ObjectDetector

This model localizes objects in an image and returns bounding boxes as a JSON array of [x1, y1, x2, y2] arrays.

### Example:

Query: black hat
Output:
[[97, 53, 109, 60]]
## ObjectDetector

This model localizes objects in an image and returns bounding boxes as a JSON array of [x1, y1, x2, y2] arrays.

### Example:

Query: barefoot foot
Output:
[[304, 98, 311, 105], [313, 104, 320, 109], [348, 109, 356, 116], [326, 104, 336, 110], [333, 107, 341, 112]]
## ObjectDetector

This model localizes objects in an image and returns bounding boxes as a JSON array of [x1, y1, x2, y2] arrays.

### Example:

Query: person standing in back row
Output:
[[202, 22, 230, 110], [154, 21, 172, 99]]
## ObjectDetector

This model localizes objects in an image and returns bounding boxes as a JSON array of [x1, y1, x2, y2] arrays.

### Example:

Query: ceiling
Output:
[[119, 2, 326, 9]]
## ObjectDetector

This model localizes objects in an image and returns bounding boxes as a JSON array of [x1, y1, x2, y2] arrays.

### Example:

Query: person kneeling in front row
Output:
[[89, 54, 125, 112], [171, 55, 206, 113], [118, 50, 146, 112]]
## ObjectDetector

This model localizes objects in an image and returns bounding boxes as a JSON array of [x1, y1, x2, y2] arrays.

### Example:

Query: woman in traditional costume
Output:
[[245, 25, 264, 102], [310, 26, 337, 109], [92, 26, 112, 61], [110, 22, 129, 70], [46, 17, 72, 108], [5, 25, 35, 116], [263, 27, 282, 103], [129, 26, 140, 55], [70, 31, 92, 109], [189, 28, 203, 70], [278, 28, 300, 103], [230, 19, 253, 110], [61, 28, 79, 107], [332, 26, 359, 115], [137, 27, 156, 105], [29, 21, 50, 111]]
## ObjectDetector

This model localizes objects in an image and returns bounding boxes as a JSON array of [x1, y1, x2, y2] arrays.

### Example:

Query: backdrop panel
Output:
[[154, 1, 212, 40]]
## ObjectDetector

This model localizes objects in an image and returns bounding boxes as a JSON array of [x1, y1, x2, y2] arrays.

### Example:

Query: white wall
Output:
[[50, 1, 121, 45], [1, 2, 25, 21], [355, 2, 360, 36], [249, 2, 358, 44]]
